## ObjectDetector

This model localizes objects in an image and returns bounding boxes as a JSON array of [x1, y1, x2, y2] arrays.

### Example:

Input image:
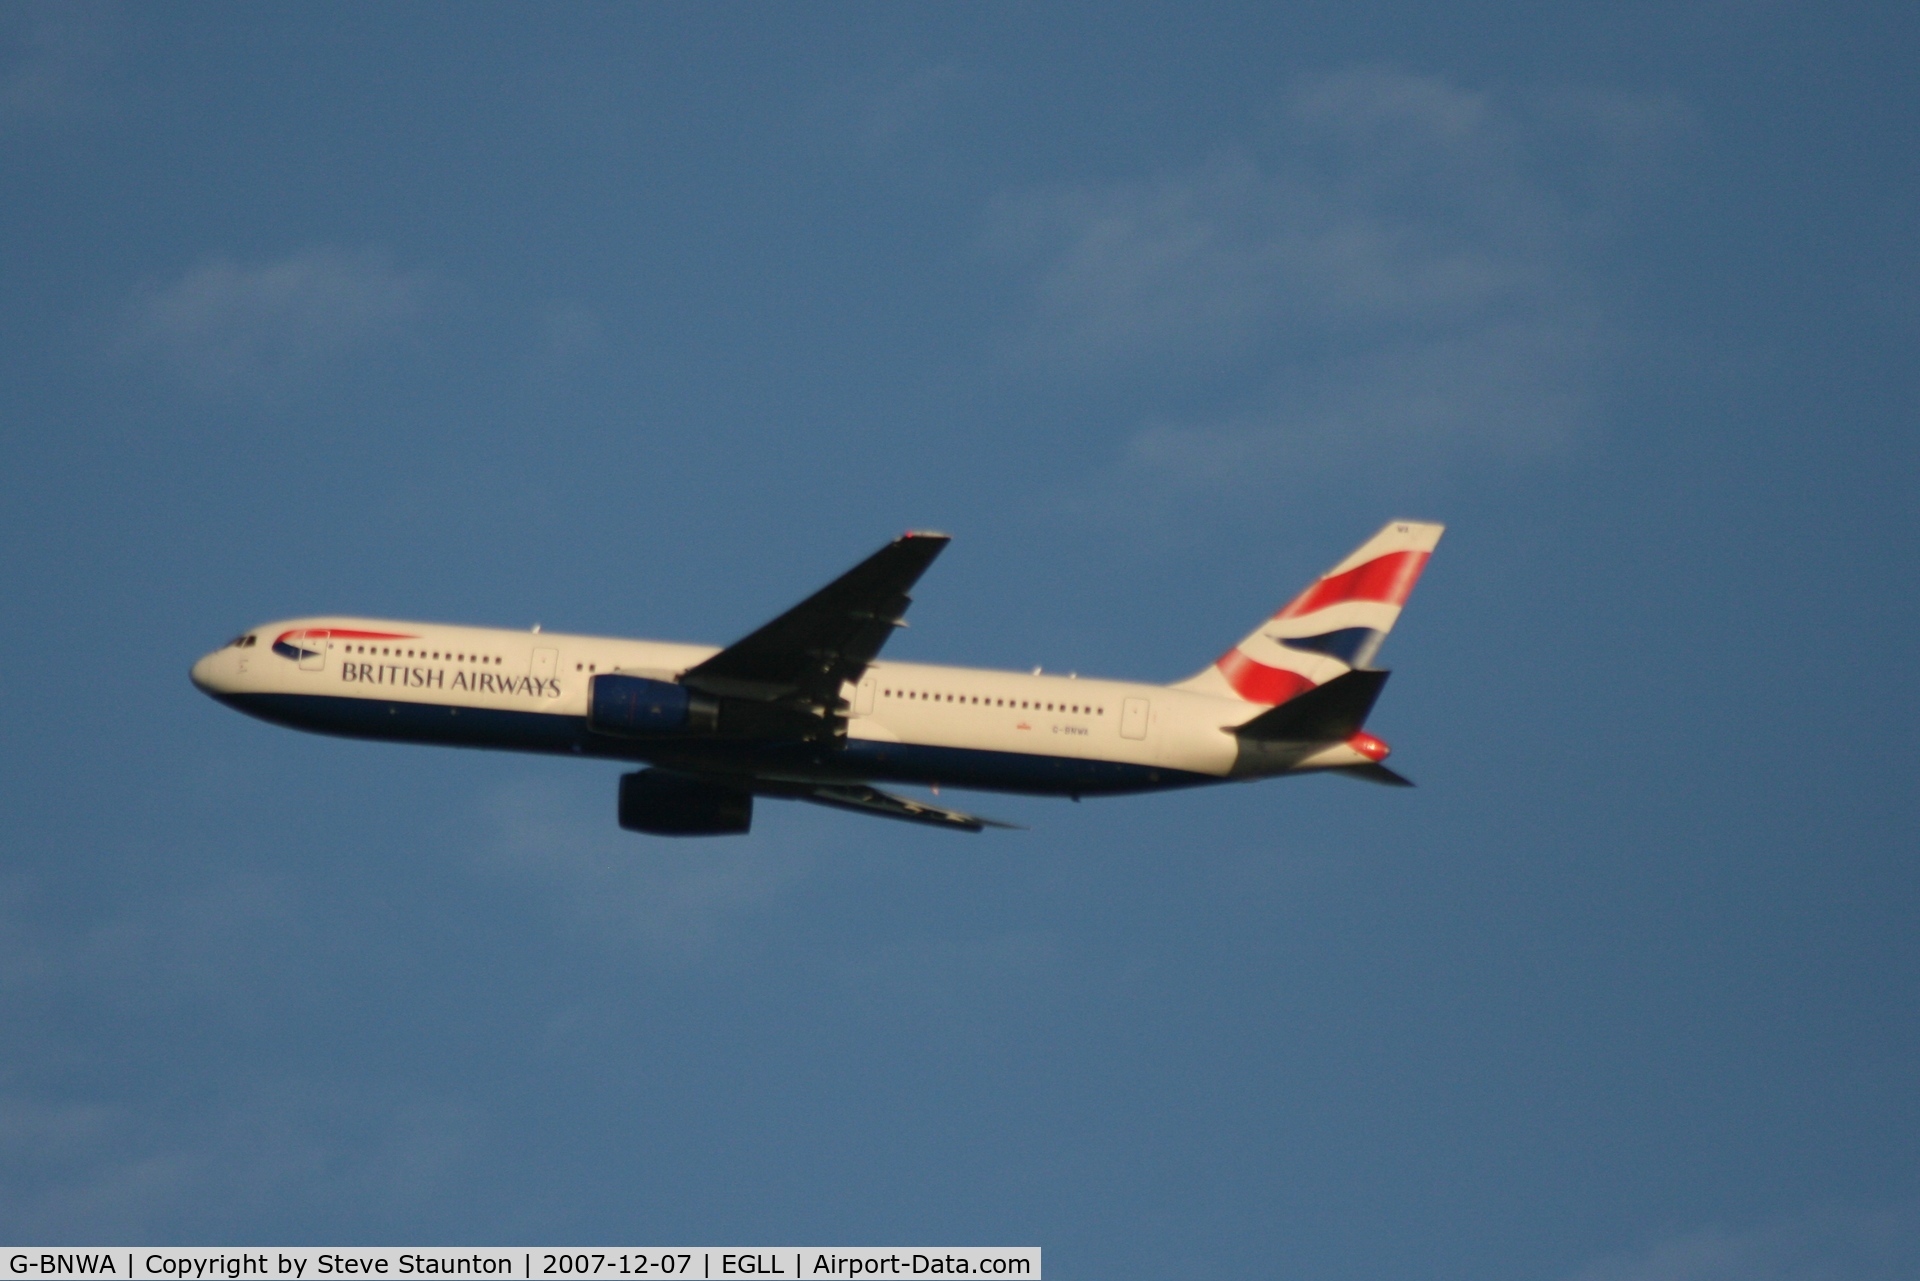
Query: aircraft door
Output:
[[299, 630, 327, 672], [855, 673, 876, 716], [1120, 696, 1149, 740], [532, 647, 558, 682]]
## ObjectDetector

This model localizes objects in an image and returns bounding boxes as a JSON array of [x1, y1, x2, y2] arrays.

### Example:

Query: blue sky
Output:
[[3, 4, 1918, 1276]]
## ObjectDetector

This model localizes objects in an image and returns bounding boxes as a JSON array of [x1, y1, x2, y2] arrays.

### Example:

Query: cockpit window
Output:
[[226, 634, 258, 648]]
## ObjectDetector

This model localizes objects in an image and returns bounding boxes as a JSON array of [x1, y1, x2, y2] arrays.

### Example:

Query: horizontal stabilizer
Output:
[[1233, 669, 1389, 742], [1332, 762, 1415, 787], [797, 783, 1021, 833]]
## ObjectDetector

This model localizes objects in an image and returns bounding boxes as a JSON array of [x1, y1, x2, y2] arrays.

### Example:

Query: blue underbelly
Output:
[[220, 691, 602, 755], [834, 739, 1212, 796], [215, 693, 1215, 796]]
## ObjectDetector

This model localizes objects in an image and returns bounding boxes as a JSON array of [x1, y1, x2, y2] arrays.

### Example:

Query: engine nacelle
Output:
[[618, 770, 752, 837], [588, 673, 720, 737]]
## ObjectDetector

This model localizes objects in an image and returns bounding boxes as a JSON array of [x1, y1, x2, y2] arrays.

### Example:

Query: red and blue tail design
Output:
[[1175, 521, 1444, 704]]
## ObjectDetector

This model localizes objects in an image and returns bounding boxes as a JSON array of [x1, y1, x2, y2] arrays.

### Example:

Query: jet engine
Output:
[[618, 769, 752, 836], [589, 674, 720, 737]]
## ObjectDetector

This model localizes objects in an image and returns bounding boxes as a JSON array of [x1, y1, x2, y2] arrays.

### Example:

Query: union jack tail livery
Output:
[[1175, 521, 1445, 705]]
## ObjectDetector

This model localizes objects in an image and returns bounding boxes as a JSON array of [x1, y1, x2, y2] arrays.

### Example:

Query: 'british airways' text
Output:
[[339, 663, 561, 698]]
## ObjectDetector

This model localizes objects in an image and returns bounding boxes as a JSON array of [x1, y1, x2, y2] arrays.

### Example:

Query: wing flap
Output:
[[798, 783, 1021, 833]]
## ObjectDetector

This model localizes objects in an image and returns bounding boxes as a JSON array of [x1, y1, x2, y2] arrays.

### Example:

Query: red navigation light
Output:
[[1348, 731, 1390, 762]]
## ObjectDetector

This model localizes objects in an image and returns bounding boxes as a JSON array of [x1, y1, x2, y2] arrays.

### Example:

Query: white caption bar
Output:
[[5, 1252, 1039, 1281]]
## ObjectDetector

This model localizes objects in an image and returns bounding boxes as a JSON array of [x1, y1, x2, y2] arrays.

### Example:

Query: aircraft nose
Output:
[[190, 650, 221, 694]]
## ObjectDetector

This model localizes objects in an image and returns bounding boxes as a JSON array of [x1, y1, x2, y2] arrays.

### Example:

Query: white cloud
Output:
[[539, 301, 604, 361], [1564, 1202, 1920, 1281], [0, 864, 293, 1015], [0, 856, 489, 1238], [1121, 316, 1591, 484], [0, 1084, 489, 1240], [989, 66, 1673, 491], [0, 1096, 118, 1171], [1, 4, 113, 125], [859, 59, 963, 155], [480, 774, 821, 959], [125, 247, 428, 395]]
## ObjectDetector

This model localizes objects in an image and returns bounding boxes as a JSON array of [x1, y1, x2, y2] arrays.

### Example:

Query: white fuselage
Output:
[[191, 616, 1378, 797]]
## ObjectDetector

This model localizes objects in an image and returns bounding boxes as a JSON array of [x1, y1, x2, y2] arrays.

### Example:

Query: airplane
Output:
[[190, 520, 1443, 835]]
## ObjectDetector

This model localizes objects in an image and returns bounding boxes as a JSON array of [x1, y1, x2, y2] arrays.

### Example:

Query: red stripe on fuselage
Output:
[[1215, 650, 1316, 704], [274, 628, 417, 644], [1277, 550, 1431, 620]]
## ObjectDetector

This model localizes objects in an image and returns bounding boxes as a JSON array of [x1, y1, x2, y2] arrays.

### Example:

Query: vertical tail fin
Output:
[[1174, 520, 1444, 704]]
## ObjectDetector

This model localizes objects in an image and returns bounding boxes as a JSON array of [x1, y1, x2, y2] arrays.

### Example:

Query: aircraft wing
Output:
[[680, 531, 949, 709], [796, 782, 1022, 833]]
